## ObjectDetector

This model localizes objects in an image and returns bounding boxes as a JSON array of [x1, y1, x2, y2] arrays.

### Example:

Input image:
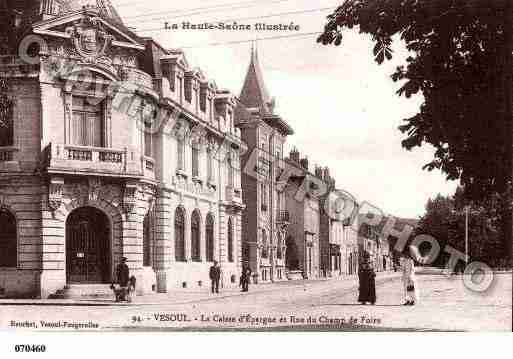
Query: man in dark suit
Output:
[[209, 260, 221, 294], [115, 257, 130, 301], [240, 265, 252, 292]]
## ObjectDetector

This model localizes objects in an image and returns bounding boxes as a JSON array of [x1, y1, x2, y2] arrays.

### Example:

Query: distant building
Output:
[[280, 149, 321, 279]]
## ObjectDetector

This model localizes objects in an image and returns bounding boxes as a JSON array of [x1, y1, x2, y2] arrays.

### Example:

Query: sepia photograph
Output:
[[0, 0, 512, 350]]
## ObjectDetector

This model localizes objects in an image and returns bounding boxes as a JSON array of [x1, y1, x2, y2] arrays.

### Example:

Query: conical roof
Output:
[[239, 45, 272, 114]]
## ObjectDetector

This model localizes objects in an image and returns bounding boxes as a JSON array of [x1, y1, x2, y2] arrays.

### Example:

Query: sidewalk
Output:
[[0, 272, 401, 307]]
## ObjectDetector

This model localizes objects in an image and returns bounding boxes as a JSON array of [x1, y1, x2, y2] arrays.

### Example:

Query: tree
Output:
[[415, 190, 502, 268], [318, 0, 512, 259]]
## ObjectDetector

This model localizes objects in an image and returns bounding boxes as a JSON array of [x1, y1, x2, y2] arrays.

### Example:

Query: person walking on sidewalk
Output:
[[240, 265, 252, 292], [357, 251, 376, 305], [209, 260, 221, 294], [115, 257, 130, 302], [401, 248, 419, 306]]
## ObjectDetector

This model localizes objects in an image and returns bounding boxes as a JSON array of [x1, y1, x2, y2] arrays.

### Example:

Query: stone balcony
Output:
[[41, 143, 155, 181], [225, 186, 244, 210]]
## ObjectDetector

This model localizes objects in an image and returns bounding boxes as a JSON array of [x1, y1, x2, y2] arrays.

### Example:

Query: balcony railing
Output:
[[42, 143, 155, 180], [276, 210, 290, 223]]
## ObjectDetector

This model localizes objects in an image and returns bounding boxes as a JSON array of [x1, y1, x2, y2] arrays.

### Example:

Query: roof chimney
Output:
[[300, 157, 309, 171], [315, 166, 323, 178], [289, 148, 300, 163]]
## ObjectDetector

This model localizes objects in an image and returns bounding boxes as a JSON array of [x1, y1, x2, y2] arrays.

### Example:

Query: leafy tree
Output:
[[415, 190, 502, 268], [318, 0, 512, 259]]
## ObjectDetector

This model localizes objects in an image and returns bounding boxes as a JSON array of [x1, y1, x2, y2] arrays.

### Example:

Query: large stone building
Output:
[[0, 0, 244, 298], [281, 149, 322, 279], [315, 166, 359, 277], [236, 47, 294, 283]]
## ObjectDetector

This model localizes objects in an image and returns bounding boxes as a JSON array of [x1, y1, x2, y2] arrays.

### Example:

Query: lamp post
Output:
[[465, 205, 470, 263]]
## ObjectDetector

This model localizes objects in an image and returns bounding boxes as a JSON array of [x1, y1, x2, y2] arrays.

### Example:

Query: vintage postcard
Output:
[[0, 0, 511, 346]]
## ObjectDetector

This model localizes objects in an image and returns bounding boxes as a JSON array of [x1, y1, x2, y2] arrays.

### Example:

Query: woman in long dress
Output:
[[401, 249, 419, 305], [358, 251, 376, 305]]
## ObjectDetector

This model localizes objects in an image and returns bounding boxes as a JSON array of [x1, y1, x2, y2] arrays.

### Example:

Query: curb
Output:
[[0, 273, 402, 307]]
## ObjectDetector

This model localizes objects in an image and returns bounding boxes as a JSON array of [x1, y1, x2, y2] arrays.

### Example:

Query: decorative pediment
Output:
[[162, 50, 190, 70], [33, 11, 144, 54]]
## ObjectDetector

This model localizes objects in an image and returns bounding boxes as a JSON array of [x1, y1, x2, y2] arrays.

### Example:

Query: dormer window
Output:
[[184, 76, 192, 103], [177, 76, 183, 103], [208, 98, 213, 121], [193, 86, 199, 113], [200, 87, 207, 113], [52, 3, 61, 15]]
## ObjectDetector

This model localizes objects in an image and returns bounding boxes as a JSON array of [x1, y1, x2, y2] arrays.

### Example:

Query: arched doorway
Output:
[[66, 207, 111, 284]]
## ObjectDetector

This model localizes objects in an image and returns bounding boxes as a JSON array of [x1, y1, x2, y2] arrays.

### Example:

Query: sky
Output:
[[111, 0, 458, 219]]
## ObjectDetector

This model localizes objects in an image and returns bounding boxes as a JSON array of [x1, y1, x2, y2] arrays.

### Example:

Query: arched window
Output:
[[191, 210, 201, 262], [206, 213, 214, 262], [143, 213, 152, 267], [227, 217, 234, 262], [0, 208, 17, 267], [261, 229, 268, 259], [174, 207, 185, 262]]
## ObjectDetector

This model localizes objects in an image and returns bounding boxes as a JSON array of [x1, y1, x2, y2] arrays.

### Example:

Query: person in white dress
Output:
[[400, 248, 419, 305]]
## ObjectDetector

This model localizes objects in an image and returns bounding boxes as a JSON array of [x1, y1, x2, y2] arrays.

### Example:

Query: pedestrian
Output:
[[240, 265, 252, 292], [115, 257, 130, 302], [209, 260, 221, 294], [401, 248, 419, 306], [357, 251, 376, 305]]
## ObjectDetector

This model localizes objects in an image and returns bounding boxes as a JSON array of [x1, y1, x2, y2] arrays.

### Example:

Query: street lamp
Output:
[[465, 205, 470, 263]]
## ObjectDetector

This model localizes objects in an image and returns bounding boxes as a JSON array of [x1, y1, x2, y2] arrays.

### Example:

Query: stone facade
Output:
[[281, 150, 322, 279], [0, 1, 244, 298], [236, 47, 294, 283]]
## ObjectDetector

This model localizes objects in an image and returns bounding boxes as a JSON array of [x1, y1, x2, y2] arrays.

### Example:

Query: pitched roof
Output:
[[239, 45, 272, 114]]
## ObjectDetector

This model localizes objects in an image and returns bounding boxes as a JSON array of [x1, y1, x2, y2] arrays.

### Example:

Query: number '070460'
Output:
[[14, 344, 46, 353]]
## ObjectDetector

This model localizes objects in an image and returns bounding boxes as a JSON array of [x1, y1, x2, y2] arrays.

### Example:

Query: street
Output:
[[0, 273, 510, 332]]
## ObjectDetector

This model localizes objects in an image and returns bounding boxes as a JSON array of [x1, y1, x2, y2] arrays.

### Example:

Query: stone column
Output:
[[154, 189, 173, 293], [39, 177, 66, 299]]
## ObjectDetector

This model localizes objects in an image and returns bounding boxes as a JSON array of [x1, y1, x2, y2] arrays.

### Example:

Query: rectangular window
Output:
[[260, 135, 267, 151], [185, 77, 192, 103], [71, 97, 103, 147], [192, 146, 199, 177], [207, 149, 213, 181], [177, 138, 184, 171], [144, 122, 152, 157], [0, 104, 13, 147], [200, 88, 206, 113], [227, 155, 234, 188], [261, 182, 268, 211], [177, 77, 183, 102], [193, 88, 199, 112]]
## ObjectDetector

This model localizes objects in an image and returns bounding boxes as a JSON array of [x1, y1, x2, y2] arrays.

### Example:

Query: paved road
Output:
[[1, 273, 510, 331]]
